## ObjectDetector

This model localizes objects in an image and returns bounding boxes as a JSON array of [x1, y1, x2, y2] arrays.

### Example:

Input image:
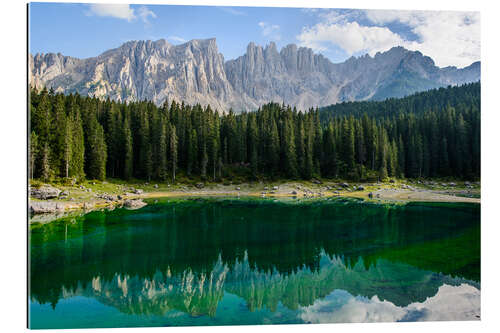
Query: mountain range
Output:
[[29, 38, 480, 112]]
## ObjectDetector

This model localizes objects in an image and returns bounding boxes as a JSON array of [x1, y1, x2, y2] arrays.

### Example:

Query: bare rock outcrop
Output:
[[30, 39, 480, 112], [30, 186, 61, 200]]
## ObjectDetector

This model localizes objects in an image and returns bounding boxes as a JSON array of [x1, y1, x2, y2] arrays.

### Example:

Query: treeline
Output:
[[29, 82, 480, 182]]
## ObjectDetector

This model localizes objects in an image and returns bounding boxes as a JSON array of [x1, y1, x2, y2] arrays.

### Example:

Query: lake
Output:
[[28, 197, 480, 328]]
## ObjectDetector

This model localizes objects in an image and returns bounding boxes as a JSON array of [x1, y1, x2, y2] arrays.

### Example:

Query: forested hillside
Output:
[[29, 82, 480, 182]]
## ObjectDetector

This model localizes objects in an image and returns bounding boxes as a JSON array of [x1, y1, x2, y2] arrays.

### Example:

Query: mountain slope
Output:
[[30, 39, 480, 112]]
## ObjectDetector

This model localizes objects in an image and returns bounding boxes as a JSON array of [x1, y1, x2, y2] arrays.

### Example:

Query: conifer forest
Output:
[[29, 82, 480, 182]]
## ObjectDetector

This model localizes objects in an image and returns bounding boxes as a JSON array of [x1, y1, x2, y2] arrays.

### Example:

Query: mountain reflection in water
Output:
[[29, 197, 480, 328]]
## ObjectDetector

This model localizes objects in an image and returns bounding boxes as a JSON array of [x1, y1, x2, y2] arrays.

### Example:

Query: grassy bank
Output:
[[29, 177, 481, 208]]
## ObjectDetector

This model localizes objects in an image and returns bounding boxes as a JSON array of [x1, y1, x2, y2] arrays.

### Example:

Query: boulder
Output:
[[98, 193, 117, 201], [312, 179, 322, 184], [30, 186, 61, 200], [272, 186, 278, 190], [83, 202, 94, 210], [339, 183, 349, 188], [134, 189, 144, 194], [154, 184, 159, 189], [389, 179, 395, 183], [29, 201, 65, 214], [291, 190, 298, 195], [368, 192, 373, 198], [195, 183, 204, 189], [357, 186, 365, 191], [123, 199, 147, 210], [235, 187, 241, 191]]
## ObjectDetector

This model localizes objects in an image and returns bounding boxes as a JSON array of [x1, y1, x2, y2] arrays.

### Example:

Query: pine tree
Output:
[[269, 118, 280, 176], [123, 116, 133, 180], [323, 122, 337, 178], [157, 121, 168, 181], [201, 143, 208, 180], [170, 124, 178, 183], [29, 131, 39, 180], [86, 117, 107, 181], [187, 129, 198, 176], [52, 94, 67, 176], [247, 114, 259, 178], [340, 117, 355, 174], [41, 142, 51, 181], [397, 135, 405, 178], [304, 120, 314, 179], [283, 116, 298, 178], [69, 109, 85, 179], [63, 117, 72, 178], [139, 112, 153, 181], [378, 128, 388, 180]]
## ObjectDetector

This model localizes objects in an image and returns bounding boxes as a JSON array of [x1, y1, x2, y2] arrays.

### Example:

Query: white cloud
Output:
[[297, 9, 480, 68], [220, 7, 246, 16], [299, 283, 480, 324], [87, 4, 136, 22], [138, 6, 157, 24], [258, 21, 281, 41], [297, 21, 405, 56], [167, 36, 187, 43], [86, 4, 157, 25]]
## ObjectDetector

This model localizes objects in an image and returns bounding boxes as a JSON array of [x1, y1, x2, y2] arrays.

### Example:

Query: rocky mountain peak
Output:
[[30, 38, 480, 112]]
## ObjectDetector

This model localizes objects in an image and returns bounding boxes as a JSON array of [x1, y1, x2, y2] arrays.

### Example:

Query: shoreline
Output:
[[28, 179, 480, 222]]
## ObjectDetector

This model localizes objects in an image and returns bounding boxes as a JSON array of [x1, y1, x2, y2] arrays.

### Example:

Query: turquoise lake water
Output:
[[28, 197, 480, 328]]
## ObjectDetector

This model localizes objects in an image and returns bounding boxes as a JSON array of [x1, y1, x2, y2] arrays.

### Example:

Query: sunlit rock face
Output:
[[30, 40, 480, 112]]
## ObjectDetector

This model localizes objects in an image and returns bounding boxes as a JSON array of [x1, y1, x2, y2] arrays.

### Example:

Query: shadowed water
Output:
[[28, 197, 480, 328]]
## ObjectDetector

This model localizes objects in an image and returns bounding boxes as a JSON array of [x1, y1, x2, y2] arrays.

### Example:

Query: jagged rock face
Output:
[[30, 39, 235, 111], [30, 39, 480, 112]]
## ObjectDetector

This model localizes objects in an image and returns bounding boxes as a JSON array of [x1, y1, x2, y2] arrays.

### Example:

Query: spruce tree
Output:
[[29, 131, 39, 180], [170, 124, 178, 183], [123, 116, 133, 180], [69, 109, 85, 179]]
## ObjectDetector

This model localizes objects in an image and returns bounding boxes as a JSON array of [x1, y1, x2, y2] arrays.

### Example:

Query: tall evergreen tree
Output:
[[170, 124, 178, 183]]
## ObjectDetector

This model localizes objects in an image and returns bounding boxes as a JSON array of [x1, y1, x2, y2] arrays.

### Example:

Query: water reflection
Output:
[[32, 251, 479, 322], [29, 198, 480, 327]]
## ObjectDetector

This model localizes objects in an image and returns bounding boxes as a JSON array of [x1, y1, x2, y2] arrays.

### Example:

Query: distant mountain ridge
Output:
[[29, 38, 480, 112]]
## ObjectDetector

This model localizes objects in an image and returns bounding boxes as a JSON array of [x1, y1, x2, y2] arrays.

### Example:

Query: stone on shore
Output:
[[30, 186, 61, 200], [123, 199, 147, 209], [29, 201, 65, 214]]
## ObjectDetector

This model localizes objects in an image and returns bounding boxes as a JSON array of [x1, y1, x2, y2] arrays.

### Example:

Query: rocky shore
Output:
[[28, 179, 480, 221]]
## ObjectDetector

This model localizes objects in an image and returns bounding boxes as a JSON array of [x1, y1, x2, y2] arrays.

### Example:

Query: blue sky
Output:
[[29, 3, 480, 68]]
